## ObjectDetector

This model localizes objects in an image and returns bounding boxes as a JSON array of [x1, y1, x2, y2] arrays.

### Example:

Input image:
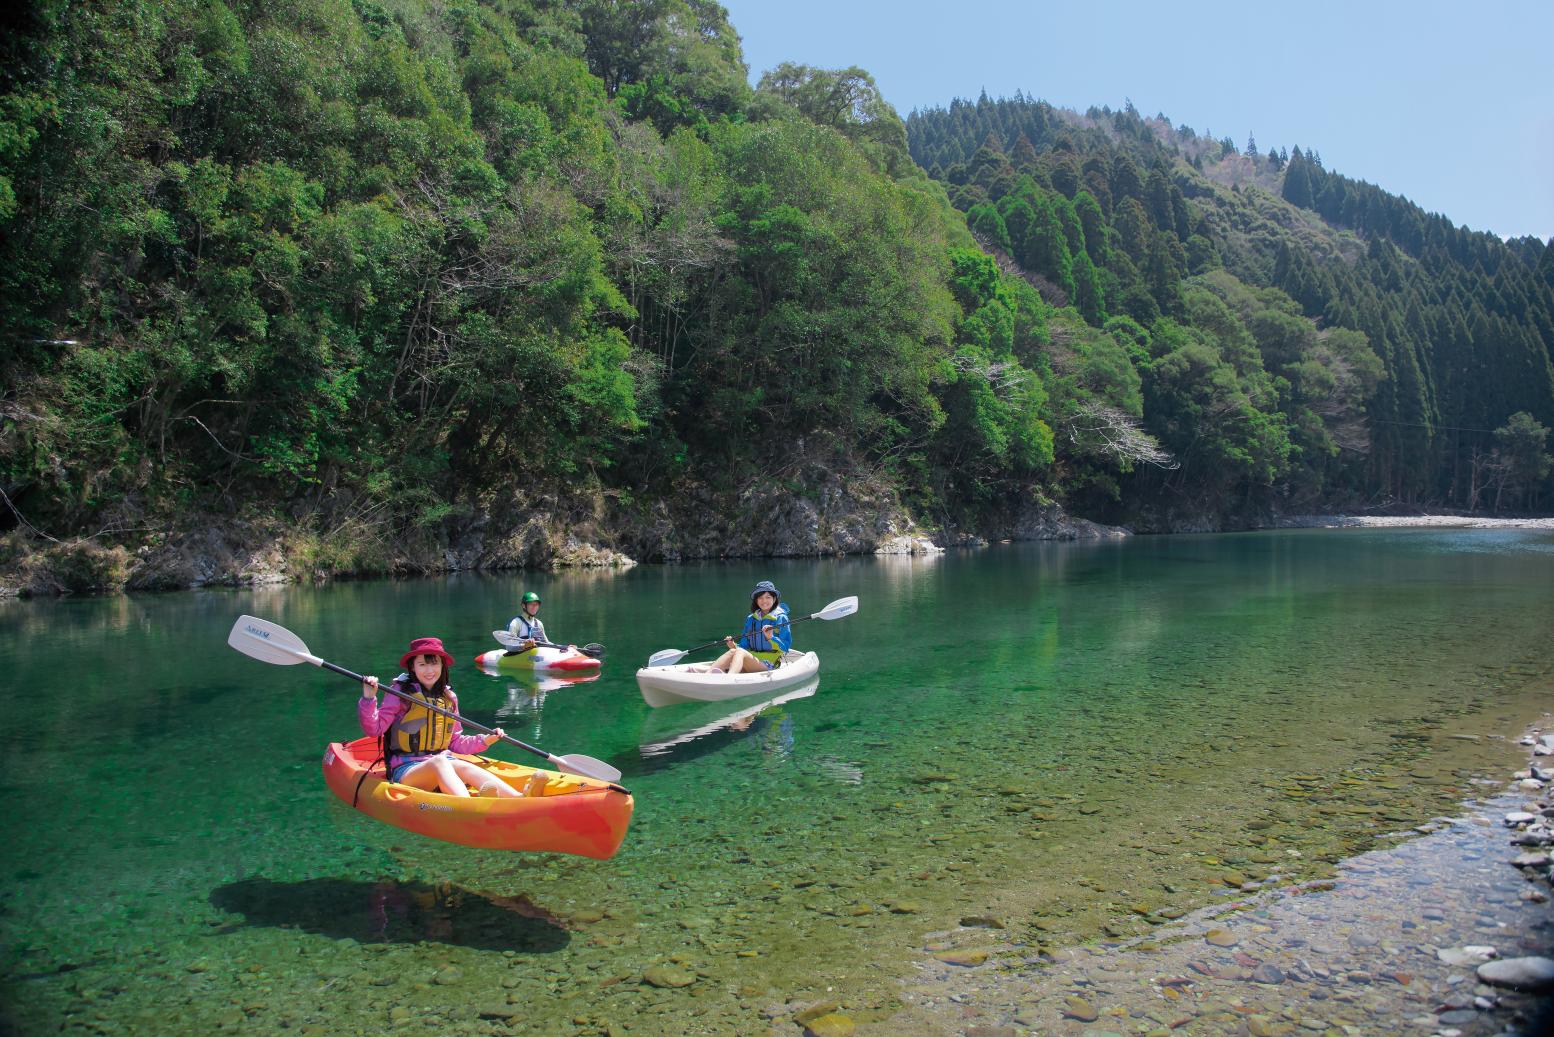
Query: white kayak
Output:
[[635, 651, 821, 707]]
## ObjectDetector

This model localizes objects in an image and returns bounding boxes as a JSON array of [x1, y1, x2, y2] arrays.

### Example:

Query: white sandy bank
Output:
[[1276, 514, 1554, 530]]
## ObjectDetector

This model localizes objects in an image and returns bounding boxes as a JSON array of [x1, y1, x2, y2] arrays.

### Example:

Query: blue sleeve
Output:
[[773, 606, 792, 652]]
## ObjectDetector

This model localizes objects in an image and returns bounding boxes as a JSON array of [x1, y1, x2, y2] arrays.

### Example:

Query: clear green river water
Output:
[[4, 528, 1554, 1036]]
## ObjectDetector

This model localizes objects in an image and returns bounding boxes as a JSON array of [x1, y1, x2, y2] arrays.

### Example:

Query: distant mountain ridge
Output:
[[907, 94, 1554, 518]]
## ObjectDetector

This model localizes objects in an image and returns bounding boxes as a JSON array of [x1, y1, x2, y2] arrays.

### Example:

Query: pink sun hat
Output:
[[399, 636, 455, 670]]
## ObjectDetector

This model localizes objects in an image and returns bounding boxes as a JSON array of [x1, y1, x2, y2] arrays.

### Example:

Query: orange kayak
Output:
[[321, 736, 633, 859]]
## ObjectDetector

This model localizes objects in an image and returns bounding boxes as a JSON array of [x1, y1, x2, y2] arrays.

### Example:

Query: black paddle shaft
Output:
[[503, 640, 605, 658]]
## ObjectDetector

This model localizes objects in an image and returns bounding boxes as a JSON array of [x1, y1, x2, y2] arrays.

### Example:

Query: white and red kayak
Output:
[[475, 644, 602, 673]]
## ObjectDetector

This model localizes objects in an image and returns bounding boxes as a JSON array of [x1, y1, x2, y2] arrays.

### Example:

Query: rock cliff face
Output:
[[0, 470, 1128, 596], [616, 473, 926, 561]]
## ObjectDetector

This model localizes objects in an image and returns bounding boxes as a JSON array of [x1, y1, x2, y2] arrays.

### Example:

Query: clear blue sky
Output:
[[719, 0, 1554, 243]]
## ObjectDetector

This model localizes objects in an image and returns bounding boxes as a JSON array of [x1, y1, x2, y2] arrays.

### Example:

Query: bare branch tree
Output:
[[1062, 400, 1177, 469]]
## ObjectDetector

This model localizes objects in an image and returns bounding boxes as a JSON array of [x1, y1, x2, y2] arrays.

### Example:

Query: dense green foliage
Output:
[[2, 0, 1068, 546], [2, 7, 1551, 560], [910, 94, 1554, 515]]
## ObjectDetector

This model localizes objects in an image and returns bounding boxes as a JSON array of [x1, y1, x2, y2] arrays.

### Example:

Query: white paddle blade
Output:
[[492, 629, 524, 648], [646, 648, 687, 668], [814, 595, 859, 621], [552, 753, 623, 784], [227, 615, 316, 666]]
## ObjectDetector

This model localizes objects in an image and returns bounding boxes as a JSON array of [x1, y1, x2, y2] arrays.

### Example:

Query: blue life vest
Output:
[[738, 605, 791, 659]]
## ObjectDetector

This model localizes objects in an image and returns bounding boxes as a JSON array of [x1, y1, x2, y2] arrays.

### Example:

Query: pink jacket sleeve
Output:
[[358, 688, 406, 737], [358, 685, 488, 754]]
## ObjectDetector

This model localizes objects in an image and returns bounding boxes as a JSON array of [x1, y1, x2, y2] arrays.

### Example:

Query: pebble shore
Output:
[[861, 719, 1554, 1037]]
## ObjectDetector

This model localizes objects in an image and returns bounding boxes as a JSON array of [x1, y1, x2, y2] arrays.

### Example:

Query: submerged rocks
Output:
[[1476, 957, 1554, 991]]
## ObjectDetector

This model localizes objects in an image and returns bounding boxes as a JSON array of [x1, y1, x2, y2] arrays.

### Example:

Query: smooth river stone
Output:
[[641, 966, 696, 988], [1205, 929, 1239, 947], [1436, 945, 1498, 967], [1061, 996, 1099, 1022], [934, 949, 990, 967], [791, 1002, 841, 1025], [1476, 957, 1554, 991], [802, 1013, 856, 1037], [1251, 963, 1286, 985], [960, 915, 1005, 928]]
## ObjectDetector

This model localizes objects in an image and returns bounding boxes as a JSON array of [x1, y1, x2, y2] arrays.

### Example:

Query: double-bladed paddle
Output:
[[490, 630, 605, 658], [227, 615, 625, 789], [644, 595, 859, 668]]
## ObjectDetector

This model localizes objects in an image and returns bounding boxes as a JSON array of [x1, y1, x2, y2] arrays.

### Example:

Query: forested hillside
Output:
[[909, 95, 1554, 519], [2, 2, 1551, 591]]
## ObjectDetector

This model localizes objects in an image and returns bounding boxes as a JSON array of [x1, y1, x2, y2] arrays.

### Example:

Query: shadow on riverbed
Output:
[[209, 877, 570, 952]]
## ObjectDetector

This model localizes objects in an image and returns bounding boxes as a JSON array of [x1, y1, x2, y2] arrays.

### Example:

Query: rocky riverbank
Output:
[[867, 719, 1554, 1037], [0, 474, 1125, 597]]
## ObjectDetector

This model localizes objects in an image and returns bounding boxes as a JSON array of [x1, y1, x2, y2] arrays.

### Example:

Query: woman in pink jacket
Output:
[[359, 637, 534, 798]]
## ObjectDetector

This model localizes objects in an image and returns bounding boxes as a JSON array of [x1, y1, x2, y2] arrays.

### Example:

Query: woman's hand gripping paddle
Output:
[[227, 615, 625, 790], [645, 595, 859, 668]]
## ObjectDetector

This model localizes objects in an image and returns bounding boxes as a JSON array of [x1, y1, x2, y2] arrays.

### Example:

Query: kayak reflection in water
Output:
[[755, 708, 796, 759], [692, 580, 791, 674]]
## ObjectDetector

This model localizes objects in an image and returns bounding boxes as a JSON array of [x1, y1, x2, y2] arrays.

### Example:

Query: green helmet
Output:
[[521, 591, 541, 604]]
